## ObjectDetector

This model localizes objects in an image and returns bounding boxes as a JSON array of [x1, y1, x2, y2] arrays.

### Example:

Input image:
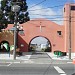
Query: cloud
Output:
[[28, 5, 63, 25], [31, 37, 48, 45], [28, 5, 56, 18]]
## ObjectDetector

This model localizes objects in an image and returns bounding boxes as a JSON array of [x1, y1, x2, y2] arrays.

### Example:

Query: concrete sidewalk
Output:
[[0, 52, 32, 60], [47, 52, 75, 60], [0, 52, 74, 61]]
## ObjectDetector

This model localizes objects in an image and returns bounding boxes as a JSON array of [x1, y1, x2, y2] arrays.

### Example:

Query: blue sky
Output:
[[31, 37, 48, 45], [0, 0, 74, 25], [27, 0, 75, 25]]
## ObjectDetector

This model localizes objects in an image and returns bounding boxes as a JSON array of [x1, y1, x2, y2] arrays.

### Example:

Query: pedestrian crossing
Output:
[[54, 66, 67, 75], [0, 62, 72, 75]]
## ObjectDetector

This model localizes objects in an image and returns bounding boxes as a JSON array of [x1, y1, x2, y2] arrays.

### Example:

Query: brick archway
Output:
[[7, 18, 65, 52], [28, 36, 52, 52], [0, 30, 14, 46], [0, 40, 10, 52]]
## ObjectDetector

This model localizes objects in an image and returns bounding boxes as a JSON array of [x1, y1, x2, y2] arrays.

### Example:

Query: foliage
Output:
[[0, 0, 30, 30], [41, 47, 50, 52]]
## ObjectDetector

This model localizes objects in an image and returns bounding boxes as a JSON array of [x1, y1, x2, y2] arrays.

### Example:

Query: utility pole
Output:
[[11, 4, 20, 60], [69, 4, 71, 59], [11, 0, 29, 59], [13, 12, 17, 60]]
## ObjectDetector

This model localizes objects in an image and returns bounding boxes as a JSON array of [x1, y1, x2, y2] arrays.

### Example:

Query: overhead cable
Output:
[[28, 0, 46, 10], [28, 5, 64, 11]]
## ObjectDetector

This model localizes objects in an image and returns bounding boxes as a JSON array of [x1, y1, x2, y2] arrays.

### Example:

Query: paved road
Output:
[[0, 64, 74, 75], [0, 52, 74, 75], [30, 52, 52, 64], [24, 52, 73, 64]]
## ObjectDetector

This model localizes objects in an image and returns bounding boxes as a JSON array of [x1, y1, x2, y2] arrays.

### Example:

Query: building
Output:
[[40, 44, 48, 49], [0, 3, 75, 53]]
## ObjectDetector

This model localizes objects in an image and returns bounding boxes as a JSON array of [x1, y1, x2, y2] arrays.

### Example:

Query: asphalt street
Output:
[[0, 52, 74, 75], [0, 64, 74, 75]]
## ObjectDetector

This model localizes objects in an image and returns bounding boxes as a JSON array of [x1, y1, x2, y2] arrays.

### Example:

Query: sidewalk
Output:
[[0, 52, 32, 60], [47, 52, 75, 60], [0, 52, 74, 61]]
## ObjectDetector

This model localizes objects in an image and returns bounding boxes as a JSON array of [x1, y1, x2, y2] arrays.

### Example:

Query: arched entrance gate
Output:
[[17, 18, 65, 52], [28, 36, 52, 52], [0, 41, 10, 52], [0, 30, 14, 52]]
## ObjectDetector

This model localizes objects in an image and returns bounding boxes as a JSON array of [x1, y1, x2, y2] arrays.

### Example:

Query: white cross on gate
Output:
[[36, 25, 45, 32]]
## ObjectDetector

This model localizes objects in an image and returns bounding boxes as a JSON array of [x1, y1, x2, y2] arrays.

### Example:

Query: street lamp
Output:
[[11, 4, 20, 60]]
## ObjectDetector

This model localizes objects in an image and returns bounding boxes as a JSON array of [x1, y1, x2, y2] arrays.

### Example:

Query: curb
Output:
[[46, 53, 52, 59]]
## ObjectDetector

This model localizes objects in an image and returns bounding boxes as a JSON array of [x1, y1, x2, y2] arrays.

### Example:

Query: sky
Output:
[[31, 37, 48, 45], [27, 0, 75, 25], [0, 0, 74, 25]]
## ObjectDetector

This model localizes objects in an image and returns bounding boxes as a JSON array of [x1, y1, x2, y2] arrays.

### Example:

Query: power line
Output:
[[29, 19, 75, 22], [30, 17, 64, 20], [26, 21, 75, 28], [28, 5, 64, 11], [29, 14, 63, 16], [28, 0, 46, 10], [28, 0, 73, 11], [26, 19, 75, 27], [30, 17, 75, 19], [29, 13, 75, 18], [31, 19, 64, 21]]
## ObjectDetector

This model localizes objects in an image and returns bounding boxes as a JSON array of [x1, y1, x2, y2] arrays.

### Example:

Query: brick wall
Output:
[[0, 30, 14, 45]]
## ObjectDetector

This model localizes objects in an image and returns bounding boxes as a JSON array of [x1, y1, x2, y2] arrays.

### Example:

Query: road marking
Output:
[[54, 66, 65, 74], [67, 62, 72, 63], [0, 63, 12, 66], [17, 55, 31, 60], [13, 62, 20, 63], [7, 63, 12, 66], [60, 74, 67, 75], [24, 60, 34, 63], [26, 55, 31, 60]]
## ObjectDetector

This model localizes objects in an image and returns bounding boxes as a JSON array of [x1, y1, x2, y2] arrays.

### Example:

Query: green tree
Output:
[[0, 0, 30, 30]]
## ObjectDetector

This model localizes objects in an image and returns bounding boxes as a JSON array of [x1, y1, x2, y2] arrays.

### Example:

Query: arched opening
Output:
[[0, 41, 10, 52], [29, 36, 52, 52]]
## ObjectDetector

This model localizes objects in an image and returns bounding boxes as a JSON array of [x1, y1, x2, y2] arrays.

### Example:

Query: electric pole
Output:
[[11, 4, 20, 60], [69, 4, 71, 59]]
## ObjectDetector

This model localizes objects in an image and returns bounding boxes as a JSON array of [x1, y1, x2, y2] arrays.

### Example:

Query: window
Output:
[[64, 8, 65, 12], [57, 31, 62, 35], [71, 6, 75, 10]]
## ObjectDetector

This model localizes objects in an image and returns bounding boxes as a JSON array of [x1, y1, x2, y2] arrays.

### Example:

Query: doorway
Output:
[[29, 36, 52, 52], [0, 41, 10, 52]]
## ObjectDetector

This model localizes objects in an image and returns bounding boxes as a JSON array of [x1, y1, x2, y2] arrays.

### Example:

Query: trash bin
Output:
[[62, 52, 66, 56], [54, 51, 62, 57], [58, 51, 62, 56], [54, 51, 56, 55], [54, 51, 58, 55]]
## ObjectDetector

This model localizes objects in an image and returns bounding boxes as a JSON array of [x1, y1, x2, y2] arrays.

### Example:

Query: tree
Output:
[[0, 0, 30, 30]]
